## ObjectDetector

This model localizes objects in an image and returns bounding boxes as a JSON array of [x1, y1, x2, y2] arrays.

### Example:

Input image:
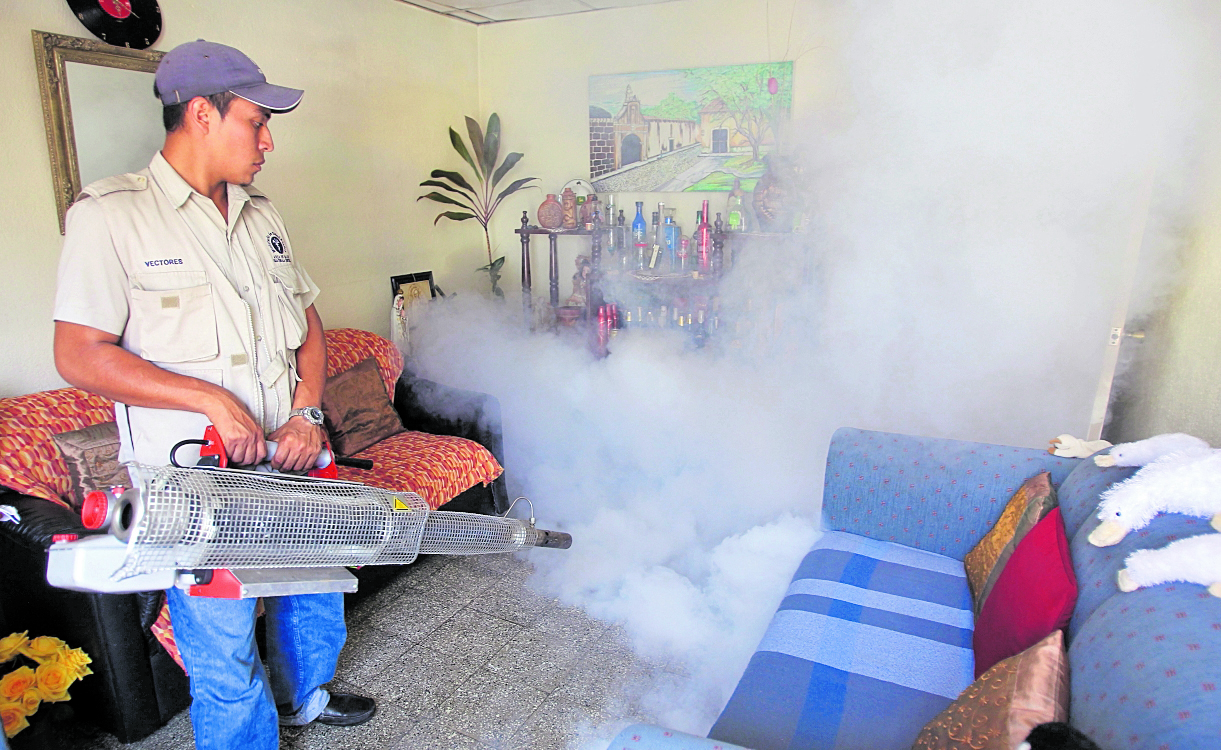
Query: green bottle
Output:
[[726, 178, 746, 232]]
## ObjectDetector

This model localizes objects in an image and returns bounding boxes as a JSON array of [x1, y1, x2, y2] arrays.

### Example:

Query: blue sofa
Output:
[[609, 428, 1221, 750]]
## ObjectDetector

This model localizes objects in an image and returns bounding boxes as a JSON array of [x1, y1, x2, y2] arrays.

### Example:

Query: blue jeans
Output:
[[167, 588, 346, 750]]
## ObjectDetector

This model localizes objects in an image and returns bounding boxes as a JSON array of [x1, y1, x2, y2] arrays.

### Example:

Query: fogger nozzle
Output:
[[532, 529, 572, 549]]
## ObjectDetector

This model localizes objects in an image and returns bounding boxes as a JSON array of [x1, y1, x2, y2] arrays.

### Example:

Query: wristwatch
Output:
[[288, 406, 325, 426]]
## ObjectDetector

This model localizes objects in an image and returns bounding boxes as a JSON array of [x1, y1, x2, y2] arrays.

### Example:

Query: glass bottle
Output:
[[726, 178, 746, 232], [693, 299, 708, 348], [648, 211, 662, 270], [695, 201, 712, 271], [654, 202, 668, 271], [664, 209, 680, 270], [585, 194, 600, 229], [575, 196, 586, 228], [632, 201, 648, 271], [678, 235, 691, 272], [617, 210, 629, 270], [605, 195, 617, 251]]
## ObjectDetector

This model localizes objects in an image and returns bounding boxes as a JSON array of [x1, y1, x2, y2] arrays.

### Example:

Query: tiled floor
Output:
[[62, 554, 670, 750]]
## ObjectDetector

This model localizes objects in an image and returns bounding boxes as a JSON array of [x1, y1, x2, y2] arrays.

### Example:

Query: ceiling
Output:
[[397, 0, 679, 24]]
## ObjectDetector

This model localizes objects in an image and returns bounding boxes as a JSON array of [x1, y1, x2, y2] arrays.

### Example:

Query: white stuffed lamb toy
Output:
[[1117, 533, 1221, 598], [1088, 433, 1221, 547], [1092, 432, 1211, 467]]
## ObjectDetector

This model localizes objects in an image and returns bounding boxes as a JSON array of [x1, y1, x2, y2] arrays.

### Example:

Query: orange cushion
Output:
[[336, 431, 503, 510], [324, 328, 402, 396], [0, 388, 115, 508]]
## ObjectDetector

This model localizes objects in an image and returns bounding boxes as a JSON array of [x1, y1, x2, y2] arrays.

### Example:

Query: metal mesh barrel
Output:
[[420, 511, 544, 555], [116, 465, 431, 577], [114, 465, 568, 580]]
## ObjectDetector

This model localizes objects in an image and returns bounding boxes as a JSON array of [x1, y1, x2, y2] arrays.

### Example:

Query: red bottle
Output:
[[695, 201, 712, 271]]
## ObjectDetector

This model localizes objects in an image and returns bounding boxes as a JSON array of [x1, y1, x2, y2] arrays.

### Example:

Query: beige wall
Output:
[[477, 0, 842, 301], [0, 0, 479, 396]]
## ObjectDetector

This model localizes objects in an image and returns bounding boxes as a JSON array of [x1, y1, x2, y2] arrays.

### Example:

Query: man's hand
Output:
[[206, 391, 267, 467], [267, 416, 324, 472]]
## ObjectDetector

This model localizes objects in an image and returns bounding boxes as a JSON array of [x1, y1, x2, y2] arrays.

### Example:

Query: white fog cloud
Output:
[[405, 0, 1217, 740]]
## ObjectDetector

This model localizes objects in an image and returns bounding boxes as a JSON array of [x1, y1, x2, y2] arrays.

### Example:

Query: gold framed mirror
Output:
[[33, 31, 165, 234]]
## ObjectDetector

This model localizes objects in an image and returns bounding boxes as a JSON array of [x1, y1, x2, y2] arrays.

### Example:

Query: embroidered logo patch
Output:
[[266, 232, 291, 263]]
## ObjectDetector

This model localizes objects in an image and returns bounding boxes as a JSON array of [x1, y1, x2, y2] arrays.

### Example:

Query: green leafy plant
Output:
[[418, 114, 537, 298]]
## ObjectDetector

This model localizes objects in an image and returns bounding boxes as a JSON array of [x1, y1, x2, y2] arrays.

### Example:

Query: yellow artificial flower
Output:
[[0, 633, 28, 664], [18, 688, 40, 716], [53, 647, 94, 679], [34, 662, 73, 702], [0, 701, 29, 739], [0, 667, 35, 703], [19, 636, 66, 663]]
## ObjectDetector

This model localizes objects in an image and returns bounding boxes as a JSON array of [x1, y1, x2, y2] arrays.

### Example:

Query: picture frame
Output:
[[32, 31, 166, 234], [390, 272, 437, 305]]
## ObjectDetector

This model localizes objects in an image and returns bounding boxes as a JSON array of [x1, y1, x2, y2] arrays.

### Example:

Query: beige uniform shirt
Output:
[[54, 152, 320, 466]]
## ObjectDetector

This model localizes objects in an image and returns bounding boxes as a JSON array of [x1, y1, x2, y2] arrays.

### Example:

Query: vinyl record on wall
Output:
[[67, 0, 162, 50]]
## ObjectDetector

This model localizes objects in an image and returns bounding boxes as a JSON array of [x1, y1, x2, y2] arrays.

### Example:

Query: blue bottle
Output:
[[632, 201, 648, 270], [664, 212, 680, 270]]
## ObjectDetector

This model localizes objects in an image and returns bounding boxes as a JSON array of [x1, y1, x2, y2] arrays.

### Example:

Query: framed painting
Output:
[[589, 62, 793, 193]]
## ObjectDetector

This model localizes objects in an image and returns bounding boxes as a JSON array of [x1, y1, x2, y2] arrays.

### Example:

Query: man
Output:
[[52, 40, 375, 749]]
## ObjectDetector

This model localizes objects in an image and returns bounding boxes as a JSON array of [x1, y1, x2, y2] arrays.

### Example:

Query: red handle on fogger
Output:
[[199, 424, 228, 468], [182, 425, 337, 477]]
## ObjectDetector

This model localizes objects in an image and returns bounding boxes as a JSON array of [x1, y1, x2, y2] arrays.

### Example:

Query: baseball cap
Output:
[[155, 40, 303, 113]]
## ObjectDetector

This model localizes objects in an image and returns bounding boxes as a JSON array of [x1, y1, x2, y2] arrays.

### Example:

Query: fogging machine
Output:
[[47, 428, 570, 599]]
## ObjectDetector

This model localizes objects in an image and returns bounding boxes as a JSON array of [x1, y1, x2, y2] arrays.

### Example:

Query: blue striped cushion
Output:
[[708, 532, 975, 750]]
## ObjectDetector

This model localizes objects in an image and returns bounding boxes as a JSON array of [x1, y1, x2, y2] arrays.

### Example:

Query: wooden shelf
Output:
[[515, 226, 602, 236], [514, 209, 726, 350], [602, 269, 718, 287]]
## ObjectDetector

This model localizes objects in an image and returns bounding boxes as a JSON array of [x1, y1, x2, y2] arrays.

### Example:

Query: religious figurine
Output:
[[566, 254, 593, 307], [391, 292, 410, 355], [561, 188, 578, 230]]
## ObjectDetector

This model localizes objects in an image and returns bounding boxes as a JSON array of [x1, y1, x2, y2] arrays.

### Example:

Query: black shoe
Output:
[[315, 692, 377, 727]]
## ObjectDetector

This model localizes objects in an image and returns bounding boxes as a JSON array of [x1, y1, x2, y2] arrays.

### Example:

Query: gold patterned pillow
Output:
[[911, 629, 1068, 749], [963, 472, 1057, 616], [51, 421, 130, 511]]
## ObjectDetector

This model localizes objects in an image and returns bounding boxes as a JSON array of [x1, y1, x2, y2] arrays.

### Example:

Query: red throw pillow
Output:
[[972, 506, 1077, 678]]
